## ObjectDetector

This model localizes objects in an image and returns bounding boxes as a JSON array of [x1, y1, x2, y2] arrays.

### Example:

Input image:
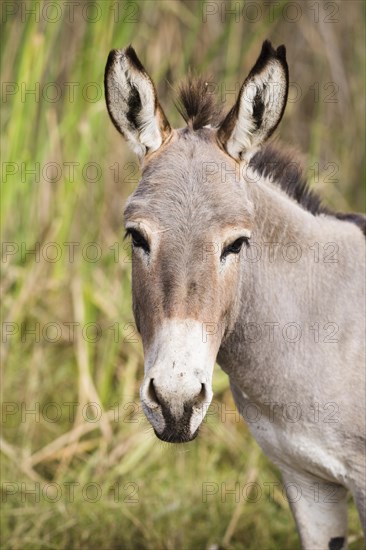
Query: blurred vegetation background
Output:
[[1, 1, 365, 549]]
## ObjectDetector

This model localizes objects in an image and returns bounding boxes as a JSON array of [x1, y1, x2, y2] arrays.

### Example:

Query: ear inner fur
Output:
[[217, 40, 289, 160], [104, 47, 171, 158]]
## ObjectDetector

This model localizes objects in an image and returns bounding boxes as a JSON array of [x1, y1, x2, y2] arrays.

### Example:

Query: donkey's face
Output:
[[105, 41, 289, 442], [124, 132, 253, 441]]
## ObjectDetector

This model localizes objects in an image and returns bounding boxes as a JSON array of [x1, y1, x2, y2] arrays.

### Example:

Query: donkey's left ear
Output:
[[104, 46, 171, 160], [218, 40, 289, 161]]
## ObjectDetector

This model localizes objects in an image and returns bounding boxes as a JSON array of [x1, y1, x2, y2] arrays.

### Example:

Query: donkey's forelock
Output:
[[176, 76, 223, 130]]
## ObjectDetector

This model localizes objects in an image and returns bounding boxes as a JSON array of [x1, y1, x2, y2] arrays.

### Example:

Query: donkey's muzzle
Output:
[[140, 375, 212, 443]]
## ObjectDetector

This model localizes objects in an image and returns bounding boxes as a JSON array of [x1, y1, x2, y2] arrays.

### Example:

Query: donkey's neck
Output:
[[217, 169, 364, 402], [248, 173, 317, 246], [234, 175, 325, 329]]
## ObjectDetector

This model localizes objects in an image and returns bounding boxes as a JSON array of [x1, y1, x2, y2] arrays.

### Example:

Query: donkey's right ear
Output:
[[104, 47, 171, 160]]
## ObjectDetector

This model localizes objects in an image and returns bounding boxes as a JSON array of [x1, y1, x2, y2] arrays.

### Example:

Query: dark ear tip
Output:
[[261, 40, 274, 54], [123, 45, 146, 73], [276, 44, 287, 60], [106, 46, 137, 64], [124, 44, 135, 57], [107, 49, 118, 63], [105, 49, 120, 77], [261, 40, 287, 61]]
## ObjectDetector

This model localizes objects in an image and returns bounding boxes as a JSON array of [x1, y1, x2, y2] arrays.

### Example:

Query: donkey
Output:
[[104, 41, 366, 549]]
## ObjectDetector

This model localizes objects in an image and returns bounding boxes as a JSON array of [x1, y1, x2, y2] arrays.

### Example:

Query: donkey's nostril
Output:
[[142, 377, 211, 415], [147, 378, 160, 407], [193, 383, 207, 406]]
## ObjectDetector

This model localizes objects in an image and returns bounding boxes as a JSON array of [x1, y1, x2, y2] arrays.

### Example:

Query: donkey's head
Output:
[[105, 41, 289, 442]]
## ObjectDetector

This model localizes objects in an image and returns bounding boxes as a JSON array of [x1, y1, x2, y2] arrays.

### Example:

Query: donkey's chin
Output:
[[141, 401, 204, 443], [153, 426, 199, 444], [142, 401, 211, 444]]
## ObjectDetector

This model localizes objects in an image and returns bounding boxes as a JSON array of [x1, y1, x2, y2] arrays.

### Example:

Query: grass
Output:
[[1, 1, 365, 549]]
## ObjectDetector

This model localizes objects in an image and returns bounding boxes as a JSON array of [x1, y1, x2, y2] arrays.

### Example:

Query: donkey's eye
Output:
[[221, 237, 249, 260], [126, 229, 150, 253]]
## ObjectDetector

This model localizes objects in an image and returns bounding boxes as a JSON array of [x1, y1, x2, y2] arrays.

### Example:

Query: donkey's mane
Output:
[[250, 144, 325, 216], [250, 144, 366, 235]]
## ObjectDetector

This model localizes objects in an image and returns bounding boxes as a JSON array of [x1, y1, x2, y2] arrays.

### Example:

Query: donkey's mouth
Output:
[[154, 426, 199, 444]]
